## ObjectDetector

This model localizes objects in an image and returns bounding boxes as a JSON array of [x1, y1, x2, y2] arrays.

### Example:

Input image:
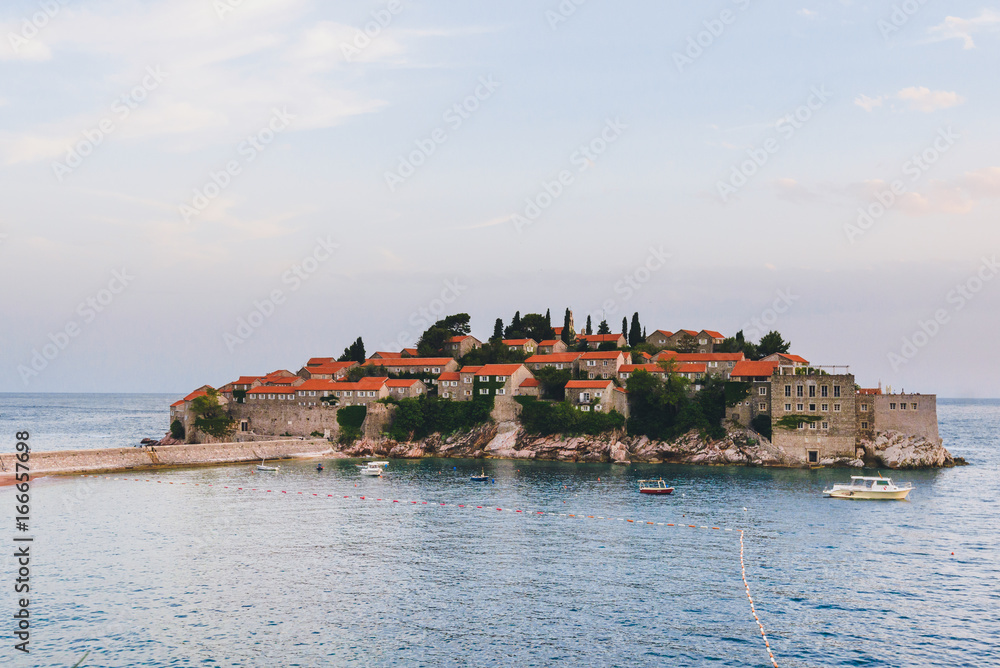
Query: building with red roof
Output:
[[577, 333, 626, 349], [444, 335, 482, 358], [473, 364, 535, 398], [536, 339, 568, 355], [502, 338, 537, 354], [580, 350, 630, 379], [361, 357, 459, 374]]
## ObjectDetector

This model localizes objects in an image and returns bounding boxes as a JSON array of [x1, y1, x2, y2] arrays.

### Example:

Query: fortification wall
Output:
[[873, 394, 939, 443], [229, 403, 341, 439]]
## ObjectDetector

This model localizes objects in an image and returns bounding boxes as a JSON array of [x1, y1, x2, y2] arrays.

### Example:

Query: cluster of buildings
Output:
[[169, 325, 938, 466]]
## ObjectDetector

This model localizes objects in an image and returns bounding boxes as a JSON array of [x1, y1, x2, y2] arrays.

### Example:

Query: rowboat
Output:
[[823, 475, 913, 500], [470, 469, 489, 482], [639, 479, 674, 495]]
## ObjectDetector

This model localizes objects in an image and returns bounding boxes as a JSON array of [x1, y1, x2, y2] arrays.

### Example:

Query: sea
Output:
[[0, 394, 997, 667]]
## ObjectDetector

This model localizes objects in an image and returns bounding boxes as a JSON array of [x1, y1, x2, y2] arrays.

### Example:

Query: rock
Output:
[[861, 430, 957, 469]]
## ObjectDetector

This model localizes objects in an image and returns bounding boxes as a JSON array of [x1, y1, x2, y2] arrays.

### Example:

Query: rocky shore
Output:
[[338, 423, 963, 469]]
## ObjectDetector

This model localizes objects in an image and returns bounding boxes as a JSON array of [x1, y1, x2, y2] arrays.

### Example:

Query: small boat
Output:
[[823, 475, 913, 500], [638, 479, 674, 495], [256, 458, 278, 472], [359, 461, 387, 477], [470, 468, 489, 482]]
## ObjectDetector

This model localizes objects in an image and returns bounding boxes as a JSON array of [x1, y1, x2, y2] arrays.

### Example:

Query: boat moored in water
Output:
[[256, 458, 278, 472], [470, 468, 489, 482], [638, 479, 674, 495], [359, 461, 388, 477], [823, 475, 913, 500]]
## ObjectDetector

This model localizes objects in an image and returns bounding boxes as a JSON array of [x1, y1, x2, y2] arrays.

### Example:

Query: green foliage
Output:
[[505, 312, 553, 342], [232, 389, 246, 404], [338, 337, 366, 363], [724, 381, 752, 407], [310, 430, 324, 437], [561, 309, 572, 343], [775, 414, 821, 430], [624, 371, 727, 441], [169, 419, 185, 440], [416, 313, 472, 356], [596, 319, 611, 335], [597, 340, 619, 351], [336, 404, 367, 444], [621, 316, 628, 338], [460, 340, 528, 366], [629, 342, 659, 357], [492, 318, 504, 341], [191, 389, 235, 439], [750, 414, 772, 439], [585, 315, 592, 335], [387, 395, 494, 440], [515, 397, 625, 436], [532, 366, 572, 400], [756, 331, 791, 359], [628, 312, 643, 347]]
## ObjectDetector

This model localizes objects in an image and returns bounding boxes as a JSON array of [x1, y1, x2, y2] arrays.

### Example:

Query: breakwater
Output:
[[0, 438, 335, 482]]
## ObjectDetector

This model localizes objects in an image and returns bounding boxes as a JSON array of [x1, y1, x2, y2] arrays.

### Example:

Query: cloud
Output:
[[895, 87, 965, 112], [854, 94, 884, 112], [854, 88, 964, 114], [928, 9, 1000, 49], [772, 178, 820, 203], [796, 9, 818, 19]]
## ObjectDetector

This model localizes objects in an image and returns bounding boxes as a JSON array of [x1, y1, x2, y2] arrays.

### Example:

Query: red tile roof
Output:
[[565, 379, 615, 389], [295, 379, 339, 392], [386, 379, 421, 388], [306, 357, 334, 366], [403, 348, 418, 356], [730, 360, 780, 378], [447, 335, 474, 343], [675, 363, 708, 374], [650, 329, 673, 338], [670, 353, 744, 362], [678, 329, 698, 337], [519, 378, 540, 387], [580, 351, 626, 360], [330, 377, 390, 391], [362, 358, 453, 368], [502, 339, 535, 346], [228, 376, 260, 386], [371, 352, 403, 359], [579, 333, 623, 342], [768, 353, 810, 364], [437, 372, 460, 381], [537, 340, 561, 346], [525, 353, 582, 364], [700, 330, 725, 339], [171, 389, 209, 407], [857, 388, 882, 395], [476, 364, 527, 376], [263, 370, 294, 379], [619, 364, 665, 374], [303, 362, 356, 375], [460, 366, 483, 374]]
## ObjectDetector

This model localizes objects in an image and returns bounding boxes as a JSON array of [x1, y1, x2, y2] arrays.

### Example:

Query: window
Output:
[[860, 404, 868, 412], [497, 389, 505, 395], [309, 391, 316, 397], [479, 389, 488, 395], [464, 390, 471, 396], [710, 361, 718, 367], [464, 377, 471, 383], [808, 422, 817, 430], [581, 405, 591, 412], [442, 392, 449, 398], [833, 403, 841, 412], [594, 405, 602, 411], [797, 422, 805, 430], [797, 403, 804, 411], [496, 376, 506, 382], [759, 387, 767, 395], [821, 386, 828, 398], [589, 373, 595, 379], [344, 391, 352, 397], [268, 394, 275, 400], [602, 373, 609, 379], [621, 373, 629, 379], [821, 421, 829, 429], [582, 392, 591, 402], [890, 402, 897, 410], [556, 364, 564, 370], [809, 386, 816, 398], [432, 367, 440, 373], [809, 403, 816, 412], [785, 403, 792, 411], [759, 403, 767, 411], [807, 450, 819, 464], [796, 386, 804, 397], [587, 360, 596, 366], [821, 403, 828, 412], [861, 421, 869, 429], [700, 338, 707, 345], [912, 403, 918, 410], [900, 403, 907, 410], [834, 386, 841, 397], [784, 385, 791, 397]]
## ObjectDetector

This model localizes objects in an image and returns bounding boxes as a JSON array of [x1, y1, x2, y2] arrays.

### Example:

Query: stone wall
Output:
[[362, 403, 396, 440], [229, 403, 341, 439], [769, 373, 858, 464], [873, 394, 940, 443]]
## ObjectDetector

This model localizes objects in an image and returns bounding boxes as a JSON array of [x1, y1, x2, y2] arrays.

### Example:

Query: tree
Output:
[[169, 419, 185, 440], [519, 313, 555, 342], [628, 312, 643, 347], [718, 330, 757, 359], [597, 319, 611, 335], [416, 313, 471, 357], [545, 309, 551, 329], [492, 318, 504, 341], [338, 337, 366, 363], [585, 315, 593, 335], [561, 309, 571, 343], [532, 366, 572, 400], [756, 331, 791, 359], [435, 313, 471, 336], [190, 389, 234, 439], [621, 316, 628, 338]]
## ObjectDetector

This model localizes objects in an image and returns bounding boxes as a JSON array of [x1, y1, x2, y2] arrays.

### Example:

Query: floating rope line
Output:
[[82, 474, 780, 664]]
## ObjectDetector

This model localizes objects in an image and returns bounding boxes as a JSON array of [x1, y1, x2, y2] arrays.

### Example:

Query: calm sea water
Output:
[[0, 396, 998, 666]]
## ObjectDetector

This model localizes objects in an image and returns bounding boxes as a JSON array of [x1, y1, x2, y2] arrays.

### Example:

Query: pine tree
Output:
[[628, 312, 642, 347], [585, 315, 593, 335], [597, 319, 611, 335], [561, 309, 571, 343], [492, 318, 503, 341]]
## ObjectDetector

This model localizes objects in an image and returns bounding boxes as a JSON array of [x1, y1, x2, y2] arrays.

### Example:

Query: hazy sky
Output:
[[1, 0, 998, 397]]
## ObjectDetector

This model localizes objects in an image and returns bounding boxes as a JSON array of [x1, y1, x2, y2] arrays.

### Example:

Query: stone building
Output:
[[695, 330, 725, 354], [645, 330, 673, 348], [654, 352, 743, 379], [578, 333, 626, 349], [524, 352, 583, 375], [436, 372, 462, 399], [297, 361, 357, 380], [580, 351, 630, 379], [768, 368, 857, 464], [361, 357, 459, 374], [474, 364, 535, 399], [502, 338, 537, 354], [563, 379, 629, 416], [537, 339, 568, 355], [386, 378, 427, 399], [444, 335, 482, 358]]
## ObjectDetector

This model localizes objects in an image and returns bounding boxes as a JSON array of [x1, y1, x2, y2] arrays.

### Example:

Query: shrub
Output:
[[387, 395, 493, 441], [169, 419, 185, 440], [750, 414, 772, 439], [337, 405, 367, 444], [515, 397, 625, 436], [191, 389, 235, 439]]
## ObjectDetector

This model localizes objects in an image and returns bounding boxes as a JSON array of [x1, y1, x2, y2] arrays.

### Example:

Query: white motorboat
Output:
[[823, 475, 913, 500], [359, 461, 388, 476]]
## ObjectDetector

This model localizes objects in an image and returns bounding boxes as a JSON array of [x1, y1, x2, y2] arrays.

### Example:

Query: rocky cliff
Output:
[[335, 422, 960, 469]]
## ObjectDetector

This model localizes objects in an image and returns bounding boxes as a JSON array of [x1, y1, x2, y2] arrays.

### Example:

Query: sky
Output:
[[1, 0, 998, 397]]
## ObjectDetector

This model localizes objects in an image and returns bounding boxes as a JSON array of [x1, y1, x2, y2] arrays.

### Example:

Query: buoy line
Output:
[[81, 474, 781, 664]]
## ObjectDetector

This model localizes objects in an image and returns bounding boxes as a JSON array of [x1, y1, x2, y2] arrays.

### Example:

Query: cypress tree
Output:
[[621, 317, 628, 338], [562, 309, 571, 343], [585, 315, 593, 335], [492, 318, 503, 341], [628, 312, 642, 347]]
